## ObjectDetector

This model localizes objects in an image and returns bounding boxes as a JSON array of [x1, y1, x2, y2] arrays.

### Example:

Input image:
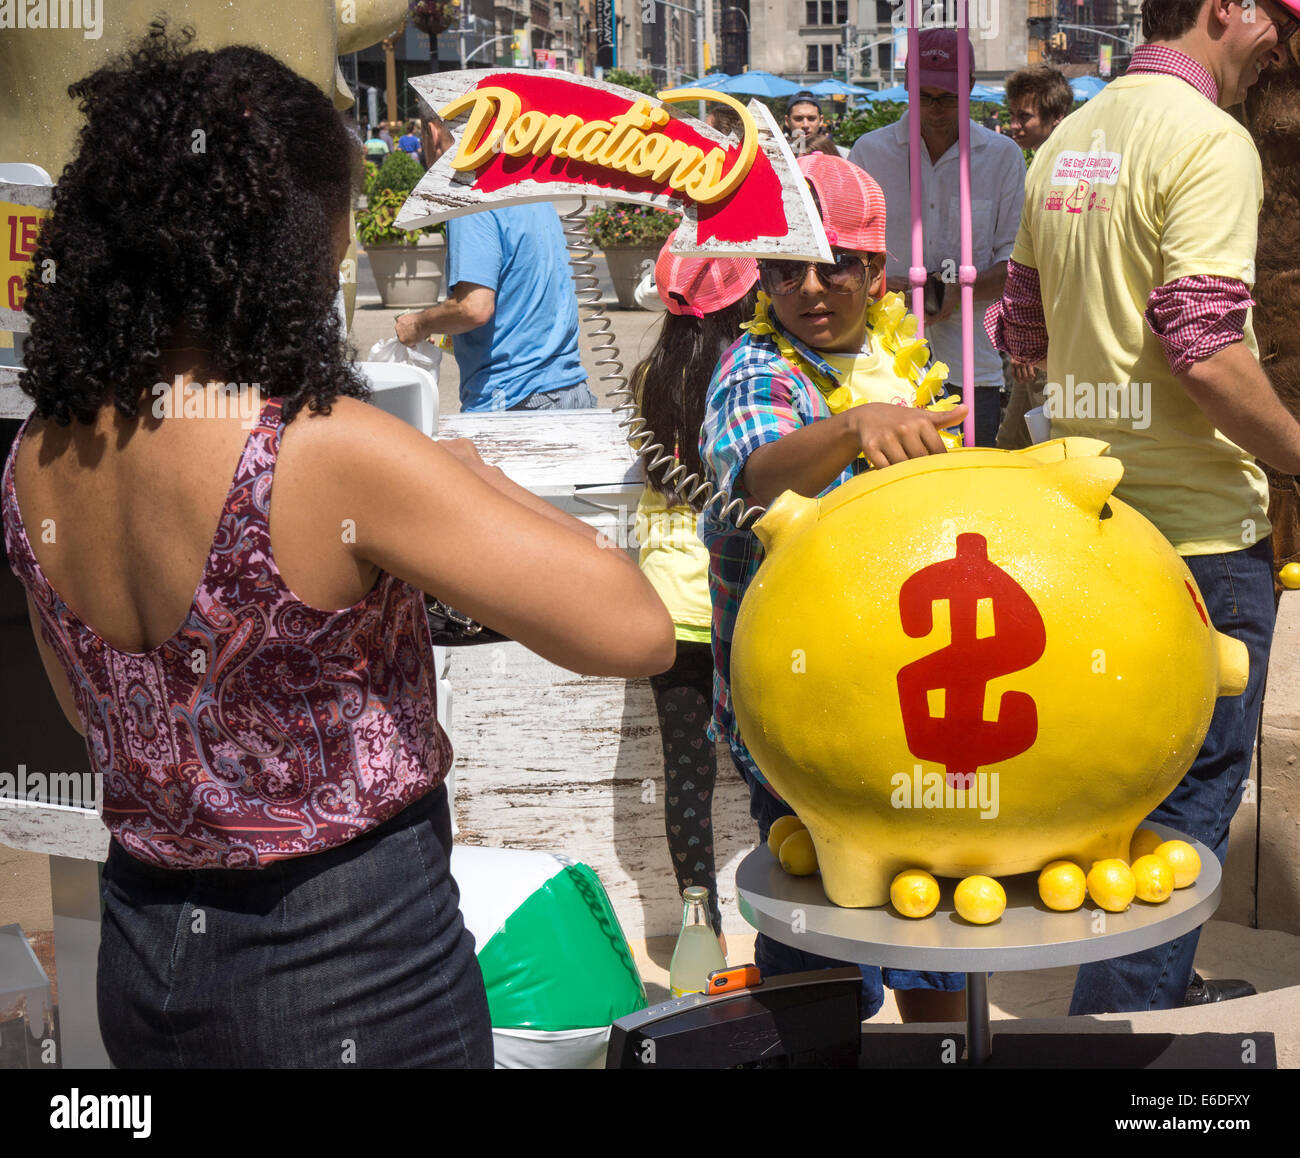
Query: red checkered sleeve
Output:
[[983, 259, 1048, 363], [1145, 277, 1255, 377]]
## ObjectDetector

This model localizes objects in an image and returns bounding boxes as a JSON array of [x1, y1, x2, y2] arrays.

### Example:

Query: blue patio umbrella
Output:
[[708, 70, 802, 98], [1071, 76, 1107, 100], [689, 72, 733, 91], [808, 78, 874, 97], [868, 82, 1004, 102]]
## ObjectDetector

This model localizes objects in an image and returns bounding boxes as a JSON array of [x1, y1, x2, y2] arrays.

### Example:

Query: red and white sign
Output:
[[397, 70, 831, 261]]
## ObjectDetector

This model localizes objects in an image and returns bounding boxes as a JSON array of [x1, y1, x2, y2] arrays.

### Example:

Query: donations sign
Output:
[[398, 70, 831, 261]]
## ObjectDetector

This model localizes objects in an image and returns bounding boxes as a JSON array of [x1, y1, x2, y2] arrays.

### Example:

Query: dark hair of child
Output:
[[632, 287, 760, 507]]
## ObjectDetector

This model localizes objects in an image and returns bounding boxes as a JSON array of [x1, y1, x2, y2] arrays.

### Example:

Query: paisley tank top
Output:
[[1, 395, 451, 869]]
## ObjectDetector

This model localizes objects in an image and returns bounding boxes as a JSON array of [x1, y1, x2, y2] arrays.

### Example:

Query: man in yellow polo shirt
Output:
[[987, 0, 1300, 1013]]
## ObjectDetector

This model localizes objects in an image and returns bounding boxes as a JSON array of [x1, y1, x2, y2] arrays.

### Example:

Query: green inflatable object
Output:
[[475, 863, 648, 1032]]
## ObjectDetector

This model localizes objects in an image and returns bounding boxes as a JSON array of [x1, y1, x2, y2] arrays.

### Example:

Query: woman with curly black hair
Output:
[[1, 21, 674, 1068]]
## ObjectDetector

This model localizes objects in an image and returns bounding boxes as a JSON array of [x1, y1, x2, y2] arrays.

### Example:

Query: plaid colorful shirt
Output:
[[983, 44, 1253, 374], [696, 320, 871, 787]]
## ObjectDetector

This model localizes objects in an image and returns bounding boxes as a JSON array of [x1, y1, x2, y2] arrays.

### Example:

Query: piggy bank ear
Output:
[[1038, 451, 1125, 519], [753, 489, 820, 553], [1012, 436, 1111, 464]]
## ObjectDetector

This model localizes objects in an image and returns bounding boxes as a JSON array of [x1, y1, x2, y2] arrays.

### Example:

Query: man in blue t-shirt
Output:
[[396, 119, 423, 164], [395, 202, 594, 412]]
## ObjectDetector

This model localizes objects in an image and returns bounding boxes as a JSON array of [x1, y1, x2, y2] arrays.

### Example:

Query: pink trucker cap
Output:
[[796, 152, 887, 252], [907, 28, 976, 94], [655, 230, 758, 316]]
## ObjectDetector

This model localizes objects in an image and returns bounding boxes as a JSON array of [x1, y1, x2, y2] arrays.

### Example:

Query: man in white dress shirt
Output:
[[848, 29, 1025, 445]]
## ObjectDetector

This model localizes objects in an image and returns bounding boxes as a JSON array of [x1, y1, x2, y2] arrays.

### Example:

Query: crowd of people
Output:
[[4, 0, 1299, 1067]]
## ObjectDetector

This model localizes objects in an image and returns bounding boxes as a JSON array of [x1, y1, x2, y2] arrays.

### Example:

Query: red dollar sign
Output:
[[896, 533, 1046, 787]]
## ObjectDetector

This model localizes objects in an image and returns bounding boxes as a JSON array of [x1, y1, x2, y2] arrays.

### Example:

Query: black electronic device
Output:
[[605, 967, 861, 1069]]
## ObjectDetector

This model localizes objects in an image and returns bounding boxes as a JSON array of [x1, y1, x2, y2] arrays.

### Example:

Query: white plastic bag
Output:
[[633, 261, 666, 312], [368, 335, 442, 375]]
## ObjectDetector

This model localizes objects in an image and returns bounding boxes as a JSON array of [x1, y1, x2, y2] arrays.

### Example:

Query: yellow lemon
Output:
[[1037, 860, 1086, 911], [778, 828, 819, 876], [1279, 562, 1300, 590], [890, 869, 940, 918], [954, 875, 1006, 924], [767, 814, 807, 857], [1131, 854, 1174, 903], [1129, 827, 1165, 862], [1154, 840, 1202, 889], [1086, 858, 1137, 912]]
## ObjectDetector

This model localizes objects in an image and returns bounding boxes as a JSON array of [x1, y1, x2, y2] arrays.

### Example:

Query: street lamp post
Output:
[[855, 31, 904, 88], [464, 33, 515, 65]]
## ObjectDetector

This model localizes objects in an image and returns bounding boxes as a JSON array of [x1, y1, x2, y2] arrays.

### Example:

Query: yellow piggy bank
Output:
[[730, 438, 1247, 908]]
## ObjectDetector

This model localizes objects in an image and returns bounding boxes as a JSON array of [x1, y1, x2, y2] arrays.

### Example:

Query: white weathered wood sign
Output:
[[397, 69, 831, 262]]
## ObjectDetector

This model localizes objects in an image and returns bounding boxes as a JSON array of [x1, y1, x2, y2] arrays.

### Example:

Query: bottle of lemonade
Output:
[[668, 886, 727, 998]]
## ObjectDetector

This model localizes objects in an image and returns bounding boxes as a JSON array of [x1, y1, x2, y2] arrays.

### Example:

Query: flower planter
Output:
[[602, 246, 663, 310], [366, 234, 446, 309]]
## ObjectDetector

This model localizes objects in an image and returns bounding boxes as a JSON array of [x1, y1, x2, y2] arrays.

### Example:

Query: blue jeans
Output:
[[731, 749, 966, 1021], [1069, 538, 1276, 1015], [98, 784, 493, 1067], [509, 381, 597, 410], [943, 384, 1004, 448]]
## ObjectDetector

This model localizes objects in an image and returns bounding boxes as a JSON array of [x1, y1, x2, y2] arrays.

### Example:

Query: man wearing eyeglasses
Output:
[[848, 28, 1027, 446], [987, 0, 1300, 1015]]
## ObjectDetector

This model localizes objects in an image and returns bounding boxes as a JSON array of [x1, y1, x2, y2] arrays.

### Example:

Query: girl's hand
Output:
[[845, 403, 968, 470]]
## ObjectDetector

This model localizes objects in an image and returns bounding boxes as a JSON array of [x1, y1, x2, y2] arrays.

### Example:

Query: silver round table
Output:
[[735, 822, 1220, 1064]]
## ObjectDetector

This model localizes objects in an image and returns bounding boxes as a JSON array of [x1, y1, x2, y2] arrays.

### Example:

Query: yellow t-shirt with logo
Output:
[[1012, 71, 1268, 555], [821, 338, 919, 410]]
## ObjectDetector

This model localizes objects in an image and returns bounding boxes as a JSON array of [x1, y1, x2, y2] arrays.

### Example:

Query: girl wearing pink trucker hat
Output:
[[697, 153, 968, 1022], [633, 231, 759, 957]]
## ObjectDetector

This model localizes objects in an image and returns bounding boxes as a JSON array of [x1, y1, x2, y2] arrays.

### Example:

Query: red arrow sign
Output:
[[397, 70, 831, 261]]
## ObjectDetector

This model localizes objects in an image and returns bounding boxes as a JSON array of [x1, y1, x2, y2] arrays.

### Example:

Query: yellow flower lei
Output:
[[740, 290, 962, 449]]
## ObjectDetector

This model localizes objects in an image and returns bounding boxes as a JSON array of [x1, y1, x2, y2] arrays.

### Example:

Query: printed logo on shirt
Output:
[[1050, 150, 1122, 186], [1043, 183, 1111, 214]]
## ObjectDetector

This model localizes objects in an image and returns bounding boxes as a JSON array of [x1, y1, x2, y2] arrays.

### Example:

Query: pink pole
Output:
[[958, 0, 975, 446], [907, 0, 925, 336]]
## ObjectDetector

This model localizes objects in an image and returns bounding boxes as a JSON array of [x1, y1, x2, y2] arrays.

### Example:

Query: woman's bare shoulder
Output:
[[282, 394, 436, 461]]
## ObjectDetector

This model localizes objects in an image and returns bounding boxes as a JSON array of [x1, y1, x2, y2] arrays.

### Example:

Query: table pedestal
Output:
[[736, 822, 1221, 1065]]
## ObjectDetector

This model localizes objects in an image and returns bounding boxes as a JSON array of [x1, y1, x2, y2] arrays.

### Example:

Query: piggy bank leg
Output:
[[817, 843, 893, 908]]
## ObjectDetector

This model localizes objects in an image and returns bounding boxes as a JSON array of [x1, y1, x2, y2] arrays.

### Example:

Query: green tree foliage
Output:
[[606, 68, 657, 97], [372, 149, 425, 197]]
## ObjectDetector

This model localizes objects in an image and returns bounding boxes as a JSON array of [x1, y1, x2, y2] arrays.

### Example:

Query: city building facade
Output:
[[340, 0, 1144, 125]]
